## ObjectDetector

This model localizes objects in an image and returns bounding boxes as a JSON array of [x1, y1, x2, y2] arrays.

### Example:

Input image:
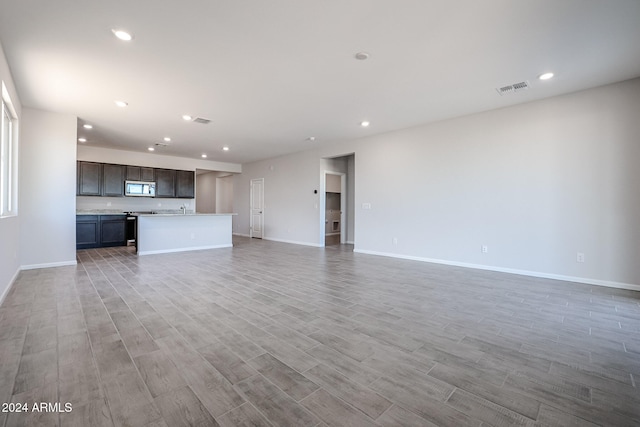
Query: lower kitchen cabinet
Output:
[[100, 215, 127, 247], [76, 215, 127, 249], [76, 215, 99, 249]]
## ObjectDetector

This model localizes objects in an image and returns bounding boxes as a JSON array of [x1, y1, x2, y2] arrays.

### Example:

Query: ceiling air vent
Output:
[[496, 80, 529, 96], [193, 117, 212, 124]]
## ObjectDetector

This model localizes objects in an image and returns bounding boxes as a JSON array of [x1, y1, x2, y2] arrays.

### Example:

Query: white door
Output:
[[250, 178, 264, 239]]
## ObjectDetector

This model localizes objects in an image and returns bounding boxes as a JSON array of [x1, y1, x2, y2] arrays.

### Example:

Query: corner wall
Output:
[[350, 78, 640, 288], [196, 171, 217, 213], [234, 149, 321, 245], [19, 109, 77, 269], [236, 78, 640, 288]]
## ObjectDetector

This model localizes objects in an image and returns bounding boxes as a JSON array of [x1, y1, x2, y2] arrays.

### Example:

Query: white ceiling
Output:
[[1, 0, 639, 164]]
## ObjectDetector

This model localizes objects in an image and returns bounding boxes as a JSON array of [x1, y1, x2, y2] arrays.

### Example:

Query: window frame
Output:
[[1, 81, 18, 218]]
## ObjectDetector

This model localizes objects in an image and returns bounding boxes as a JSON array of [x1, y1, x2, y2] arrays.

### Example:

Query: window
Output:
[[1, 82, 17, 217]]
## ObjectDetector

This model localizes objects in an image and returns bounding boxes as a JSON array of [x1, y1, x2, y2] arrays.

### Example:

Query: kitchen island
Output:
[[136, 213, 235, 255]]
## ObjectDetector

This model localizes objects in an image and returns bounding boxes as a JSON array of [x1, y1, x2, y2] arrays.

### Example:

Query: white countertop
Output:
[[76, 210, 127, 215], [77, 210, 237, 216], [137, 213, 237, 217]]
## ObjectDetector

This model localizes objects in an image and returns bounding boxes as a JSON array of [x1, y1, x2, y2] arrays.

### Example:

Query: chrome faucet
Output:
[[180, 205, 186, 214]]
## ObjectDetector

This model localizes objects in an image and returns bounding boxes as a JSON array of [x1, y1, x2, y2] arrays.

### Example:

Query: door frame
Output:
[[250, 178, 264, 239], [319, 171, 346, 246]]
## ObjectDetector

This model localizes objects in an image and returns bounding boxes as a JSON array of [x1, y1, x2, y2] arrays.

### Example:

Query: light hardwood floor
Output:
[[1, 236, 639, 426]]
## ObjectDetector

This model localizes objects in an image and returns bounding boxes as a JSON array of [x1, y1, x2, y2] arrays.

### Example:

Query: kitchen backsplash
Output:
[[77, 196, 195, 212]]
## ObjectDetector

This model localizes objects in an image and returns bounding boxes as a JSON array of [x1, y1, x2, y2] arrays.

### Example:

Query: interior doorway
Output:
[[324, 173, 345, 246], [250, 178, 264, 239], [319, 154, 354, 247]]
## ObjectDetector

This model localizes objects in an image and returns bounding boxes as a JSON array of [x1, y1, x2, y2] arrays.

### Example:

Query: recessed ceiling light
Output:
[[163, 137, 171, 142], [354, 52, 370, 60], [201, 154, 207, 158], [114, 100, 128, 108], [182, 115, 192, 121], [539, 72, 554, 80], [222, 146, 230, 151], [360, 121, 370, 127], [147, 147, 155, 151], [78, 137, 87, 143], [83, 124, 93, 129], [112, 29, 133, 41]]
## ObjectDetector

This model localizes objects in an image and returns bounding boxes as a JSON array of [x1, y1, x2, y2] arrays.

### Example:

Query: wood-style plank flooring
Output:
[[1, 236, 639, 426]]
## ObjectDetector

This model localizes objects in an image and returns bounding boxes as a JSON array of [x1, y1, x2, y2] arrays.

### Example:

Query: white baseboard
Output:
[[0, 267, 20, 306], [263, 237, 323, 248], [346, 240, 355, 244], [233, 233, 250, 237], [138, 244, 233, 256], [353, 249, 640, 292], [20, 260, 77, 271]]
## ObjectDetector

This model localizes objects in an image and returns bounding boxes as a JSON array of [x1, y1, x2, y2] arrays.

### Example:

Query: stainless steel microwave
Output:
[[125, 180, 156, 197]]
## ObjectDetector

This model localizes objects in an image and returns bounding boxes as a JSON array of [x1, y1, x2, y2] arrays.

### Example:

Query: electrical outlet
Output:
[[577, 252, 585, 263], [190, 233, 195, 240], [362, 203, 371, 210], [392, 237, 398, 245], [482, 245, 488, 253]]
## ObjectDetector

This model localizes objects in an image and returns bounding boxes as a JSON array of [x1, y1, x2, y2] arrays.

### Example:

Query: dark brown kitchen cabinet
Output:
[[155, 169, 176, 198], [176, 170, 195, 198], [100, 215, 127, 247], [126, 166, 155, 181], [77, 161, 102, 196], [102, 164, 125, 196], [76, 215, 126, 249], [76, 215, 99, 249], [77, 162, 194, 199], [140, 167, 154, 181]]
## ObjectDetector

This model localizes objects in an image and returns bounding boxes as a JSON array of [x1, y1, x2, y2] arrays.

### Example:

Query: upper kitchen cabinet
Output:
[[126, 166, 155, 181], [102, 164, 125, 197], [176, 170, 195, 198], [77, 161, 102, 196], [155, 169, 176, 198]]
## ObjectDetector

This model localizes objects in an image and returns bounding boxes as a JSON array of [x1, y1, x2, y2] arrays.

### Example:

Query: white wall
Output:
[[20, 108, 77, 269], [196, 171, 217, 213], [234, 149, 321, 245], [0, 41, 22, 301], [77, 145, 241, 173], [236, 78, 640, 288], [325, 174, 341, 193], [215, 175, 233, 213]]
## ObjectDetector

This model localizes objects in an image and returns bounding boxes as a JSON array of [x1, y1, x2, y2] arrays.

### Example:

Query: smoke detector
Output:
[[496, 81, 530, 96]]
